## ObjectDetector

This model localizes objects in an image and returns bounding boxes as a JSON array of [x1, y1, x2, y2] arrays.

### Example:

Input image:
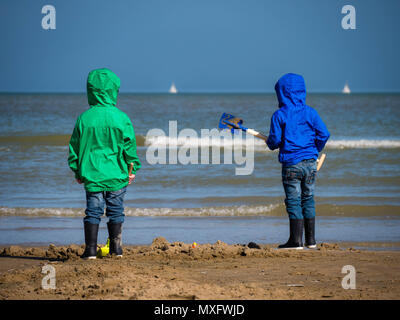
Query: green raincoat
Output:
[[68, 68, 141, 192]]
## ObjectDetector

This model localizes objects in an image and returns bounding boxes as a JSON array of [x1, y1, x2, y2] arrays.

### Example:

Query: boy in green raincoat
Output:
[[68, 68, 141, 259]]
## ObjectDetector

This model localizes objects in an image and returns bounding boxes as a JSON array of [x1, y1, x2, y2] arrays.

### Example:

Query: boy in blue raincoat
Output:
[[267, 73, 330, 249]]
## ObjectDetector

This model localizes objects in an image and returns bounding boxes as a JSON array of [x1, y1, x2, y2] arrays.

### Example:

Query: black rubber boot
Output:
[[107, 222, 123, 257], [81, 222, 99, 259], [304, 217, 316, 249], [278, 219, 304, 250]]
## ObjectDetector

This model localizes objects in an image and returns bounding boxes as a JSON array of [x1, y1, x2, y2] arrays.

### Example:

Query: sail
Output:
[[169, 82, 178, 94], [342, 82, 351, 94]]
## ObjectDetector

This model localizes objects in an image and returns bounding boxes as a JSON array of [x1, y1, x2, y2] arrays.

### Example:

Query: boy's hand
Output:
[[129, 174, 136, 185], [76, 179, 83, 184]]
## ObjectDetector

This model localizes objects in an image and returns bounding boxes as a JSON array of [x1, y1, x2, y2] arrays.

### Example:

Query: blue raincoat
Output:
[[266, 73, 330, 165]]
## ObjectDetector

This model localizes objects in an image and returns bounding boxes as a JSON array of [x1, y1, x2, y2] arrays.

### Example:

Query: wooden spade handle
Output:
[[316, 153, 326, 171], [246, 128, 268, 141]]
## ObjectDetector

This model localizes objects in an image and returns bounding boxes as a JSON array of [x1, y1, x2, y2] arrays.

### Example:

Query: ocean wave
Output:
[[325, 139, 400, 149], [144, 134, 263, 150], [1, 204, 399, 217], [0, 205, 280, 217], [1, 134, 400, 150], [143, 135, 400, 150]]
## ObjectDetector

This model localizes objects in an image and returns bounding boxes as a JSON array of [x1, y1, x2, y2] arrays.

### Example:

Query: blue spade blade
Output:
[[218, 113, 244, 133]]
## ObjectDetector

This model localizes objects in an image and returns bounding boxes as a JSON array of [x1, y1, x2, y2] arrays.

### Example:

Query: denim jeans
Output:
[[282, 159, 317, 220], [84, 187, 127, 225]]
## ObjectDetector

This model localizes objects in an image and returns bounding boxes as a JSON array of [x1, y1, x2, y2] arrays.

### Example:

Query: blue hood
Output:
[[274, 73, 306, 109]]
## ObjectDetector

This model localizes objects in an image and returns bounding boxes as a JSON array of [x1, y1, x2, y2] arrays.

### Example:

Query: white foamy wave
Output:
[[326, 139, 400, 149], [0, 205, 281, 217], [124, 204, 280, 216], [144, 135, 400, 150], [0, 207, 83, 217], [145, 135, 270, 151]]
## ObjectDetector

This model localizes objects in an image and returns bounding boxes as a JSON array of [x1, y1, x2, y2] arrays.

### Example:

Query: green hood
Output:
[[87, 68, 120, 107]]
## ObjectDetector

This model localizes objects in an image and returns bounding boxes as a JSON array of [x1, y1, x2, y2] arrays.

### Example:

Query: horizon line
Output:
[[0, 91, 399, 95]]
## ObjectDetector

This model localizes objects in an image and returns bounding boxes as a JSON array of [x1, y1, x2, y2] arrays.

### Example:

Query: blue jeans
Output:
[[282, 159, 317, 220], [84, 187, 127, 225]]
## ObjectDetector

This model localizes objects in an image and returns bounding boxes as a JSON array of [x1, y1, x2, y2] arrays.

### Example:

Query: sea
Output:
[[0, 93, 399, 246]]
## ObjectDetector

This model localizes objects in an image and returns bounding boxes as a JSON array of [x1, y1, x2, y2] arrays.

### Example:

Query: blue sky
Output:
[[0, 0, 399, 93]]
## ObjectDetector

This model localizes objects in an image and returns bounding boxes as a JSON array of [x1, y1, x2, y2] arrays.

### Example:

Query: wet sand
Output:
[[1, 238, 400, 300]]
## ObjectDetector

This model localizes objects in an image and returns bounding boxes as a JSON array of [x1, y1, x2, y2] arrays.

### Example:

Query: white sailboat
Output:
[[342, 82, 351, 94], [169, 82, 178, 94]]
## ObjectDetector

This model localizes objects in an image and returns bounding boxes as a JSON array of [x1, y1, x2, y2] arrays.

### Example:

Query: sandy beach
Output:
[[1, 238, 399, 300]]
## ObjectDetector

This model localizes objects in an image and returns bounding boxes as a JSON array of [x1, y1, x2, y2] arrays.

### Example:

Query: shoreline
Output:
[[1, 239, 400, 300]]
